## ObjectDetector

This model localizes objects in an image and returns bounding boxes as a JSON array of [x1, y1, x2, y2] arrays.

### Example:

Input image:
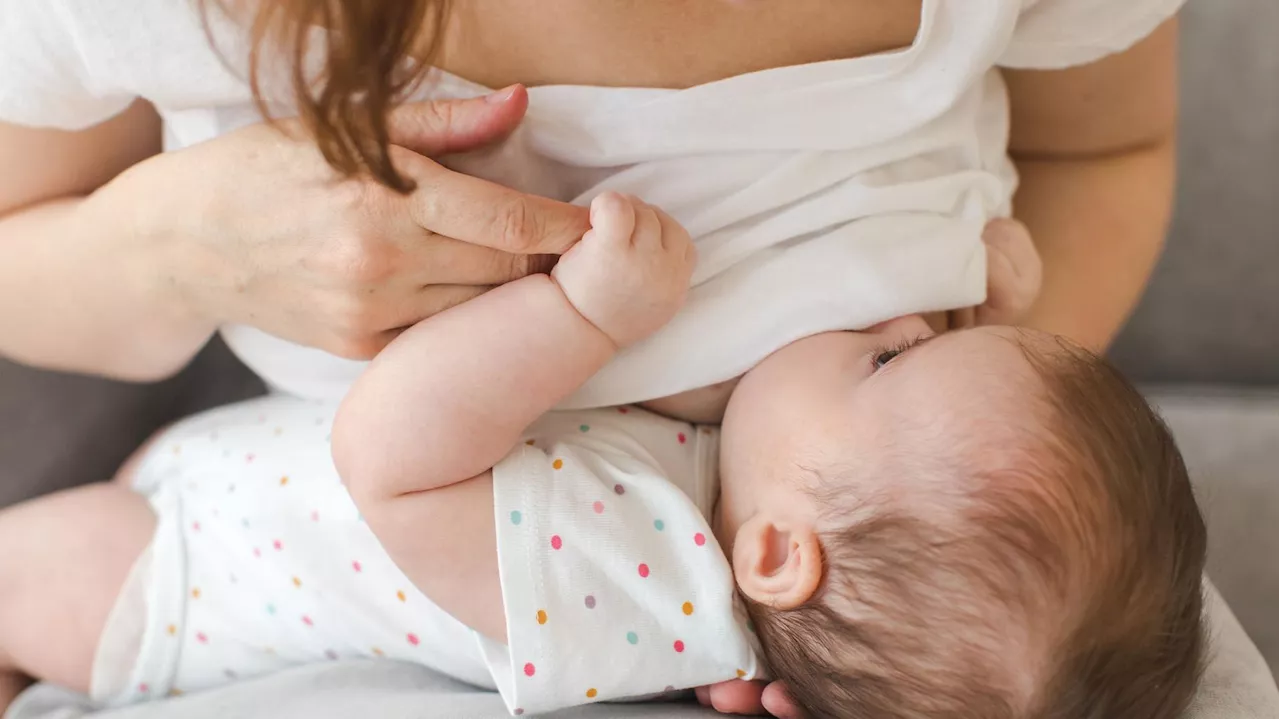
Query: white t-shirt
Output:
[[0, 0, 1183, 406]]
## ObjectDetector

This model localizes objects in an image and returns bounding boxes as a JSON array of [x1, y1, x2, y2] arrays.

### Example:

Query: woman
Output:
[[0, 0, 1180, 715]]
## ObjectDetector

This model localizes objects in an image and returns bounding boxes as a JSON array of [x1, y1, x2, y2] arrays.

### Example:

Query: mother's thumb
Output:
[[387, 84, 529, 157]]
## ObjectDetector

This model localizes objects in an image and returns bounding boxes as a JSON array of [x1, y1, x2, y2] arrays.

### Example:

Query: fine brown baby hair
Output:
[[750, 336, 1207, 719]]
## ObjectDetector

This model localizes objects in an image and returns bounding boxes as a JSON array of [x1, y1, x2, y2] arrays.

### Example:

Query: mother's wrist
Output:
[[84, 164, 219, 336]]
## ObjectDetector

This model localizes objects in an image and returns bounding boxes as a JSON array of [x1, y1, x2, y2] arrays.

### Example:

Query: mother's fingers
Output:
[[398, 153, 591, 255], [400, 233, 558, 287], [696, 680, 770, 715], [386, 87, 530, 157]]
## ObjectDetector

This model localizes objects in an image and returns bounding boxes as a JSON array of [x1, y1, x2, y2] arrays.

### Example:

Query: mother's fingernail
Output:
[[486, 85, 519, 104]]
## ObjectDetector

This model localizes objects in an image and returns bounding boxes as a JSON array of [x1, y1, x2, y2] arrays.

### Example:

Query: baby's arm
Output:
[[333, 192, 694, 640]]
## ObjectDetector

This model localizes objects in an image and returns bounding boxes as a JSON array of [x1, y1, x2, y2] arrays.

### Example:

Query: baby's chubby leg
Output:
[[0, 483, 154, 708]]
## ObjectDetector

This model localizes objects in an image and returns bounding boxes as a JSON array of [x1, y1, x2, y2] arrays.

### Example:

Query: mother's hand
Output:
[[117, 86, 589, 359]]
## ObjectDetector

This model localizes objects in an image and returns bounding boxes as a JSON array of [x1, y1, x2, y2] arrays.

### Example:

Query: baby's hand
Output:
[[552, 192, 696, 347], [948, 218, 1043, 329]]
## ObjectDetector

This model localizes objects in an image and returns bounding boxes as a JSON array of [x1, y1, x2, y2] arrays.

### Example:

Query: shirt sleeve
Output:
[[474, 438, 761, 716], [998, 0, 1185, 70], [0, 0, 136, 129]]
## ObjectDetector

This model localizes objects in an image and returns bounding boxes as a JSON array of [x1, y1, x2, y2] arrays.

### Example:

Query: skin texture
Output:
[[0, 89, 589, 380], [0, 483, 156, 707], [1006, 21, 1179, 350]]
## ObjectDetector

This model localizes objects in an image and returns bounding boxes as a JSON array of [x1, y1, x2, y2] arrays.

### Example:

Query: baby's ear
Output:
[[732, 515, 822, 610]]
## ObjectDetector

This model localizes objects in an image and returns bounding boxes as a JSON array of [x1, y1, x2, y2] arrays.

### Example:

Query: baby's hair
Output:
[[749, 335, 1206, 719]]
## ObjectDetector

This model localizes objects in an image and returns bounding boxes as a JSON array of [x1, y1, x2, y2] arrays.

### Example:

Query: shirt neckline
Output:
[[425, 0, 935, 98]]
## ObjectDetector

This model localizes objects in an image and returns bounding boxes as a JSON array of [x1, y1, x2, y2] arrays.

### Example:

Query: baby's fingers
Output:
[[588, 192, 636, 247], [979, 218, 1042, 325], [653, 205, 695, 256], [629, 197, 664, 250]]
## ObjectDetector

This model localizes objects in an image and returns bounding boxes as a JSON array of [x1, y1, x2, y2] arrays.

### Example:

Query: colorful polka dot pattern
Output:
[[155, 399, 461, 698], [152, 400, 746, 709], [489, 422, 753, 708]]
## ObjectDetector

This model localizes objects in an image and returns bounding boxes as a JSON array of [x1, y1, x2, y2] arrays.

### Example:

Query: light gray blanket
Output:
[[8, 586, 1275, 719]]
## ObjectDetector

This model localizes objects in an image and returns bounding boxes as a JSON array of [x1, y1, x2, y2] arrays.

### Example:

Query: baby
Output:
[[333, 193, 1208, 718], [0, 194, 1205, 719]]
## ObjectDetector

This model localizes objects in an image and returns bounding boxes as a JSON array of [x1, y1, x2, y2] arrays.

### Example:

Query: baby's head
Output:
[[717, 316, 1206, 719]]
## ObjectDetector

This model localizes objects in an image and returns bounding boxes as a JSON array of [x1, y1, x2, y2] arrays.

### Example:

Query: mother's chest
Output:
[[433, 0, 923, 90]]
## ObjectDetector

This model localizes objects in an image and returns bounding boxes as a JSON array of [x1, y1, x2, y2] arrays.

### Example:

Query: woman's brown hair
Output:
[[203, 0, 450, 192]]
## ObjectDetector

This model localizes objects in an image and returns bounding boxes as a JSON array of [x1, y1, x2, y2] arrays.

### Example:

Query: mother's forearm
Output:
[[0, 193, 214, 381], [1012, 137, 1176, 351]]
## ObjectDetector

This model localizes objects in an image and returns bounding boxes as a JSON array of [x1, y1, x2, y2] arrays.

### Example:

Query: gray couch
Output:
[[2, 3, 1276, 717]]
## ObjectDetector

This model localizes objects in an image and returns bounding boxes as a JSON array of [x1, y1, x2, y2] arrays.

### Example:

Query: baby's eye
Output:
[[873, 349, 901, 369]]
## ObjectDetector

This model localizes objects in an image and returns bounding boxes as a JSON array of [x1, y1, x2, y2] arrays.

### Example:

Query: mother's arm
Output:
[[0, 101, 205, 380], [1005, 18, 1179, 352], [0, 87, 590, 382]]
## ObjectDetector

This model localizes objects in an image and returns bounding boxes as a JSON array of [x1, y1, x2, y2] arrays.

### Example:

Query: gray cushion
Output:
[[8, 583, 1275, 719], [0, 337, 262, 508], [1152, 387, 1279, 675], [1110, 0, 1279, 385]]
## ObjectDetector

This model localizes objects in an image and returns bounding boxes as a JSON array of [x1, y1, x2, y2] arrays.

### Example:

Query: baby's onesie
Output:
[[93, 394, 759, 716]]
